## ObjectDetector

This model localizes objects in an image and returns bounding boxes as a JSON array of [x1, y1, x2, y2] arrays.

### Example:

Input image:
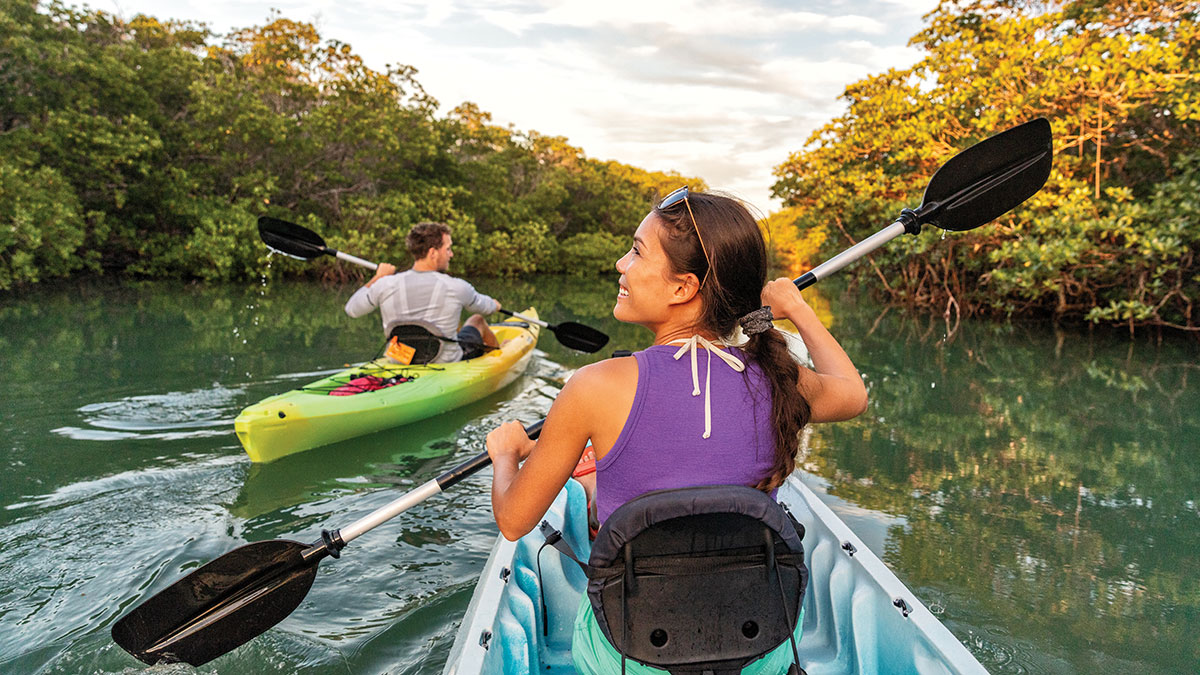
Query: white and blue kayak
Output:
[[443, 476, 988, 675]]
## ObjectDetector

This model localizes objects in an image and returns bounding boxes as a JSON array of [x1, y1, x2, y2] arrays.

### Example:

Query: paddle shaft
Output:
[[336, 420, 543, 544], [498, 308, 549, 328], [793, 209, 925, 291], [335, 250, 377, 270]]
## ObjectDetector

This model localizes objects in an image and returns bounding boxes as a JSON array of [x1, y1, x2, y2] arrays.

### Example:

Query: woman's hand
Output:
[[486, 420, 536, 464], [761, 277, 812, 320], [762, 278, 868, 423]]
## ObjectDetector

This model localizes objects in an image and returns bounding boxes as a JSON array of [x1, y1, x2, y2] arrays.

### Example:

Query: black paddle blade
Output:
[[112, 539, 319, 666], [258, 216, 330, 260], [551, 321, 610, 353], [920, 118, 1053, 232]]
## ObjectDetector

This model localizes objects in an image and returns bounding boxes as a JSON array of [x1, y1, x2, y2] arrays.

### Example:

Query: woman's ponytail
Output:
[[654, 190, 813, 493], [743, 327, 810, 491]]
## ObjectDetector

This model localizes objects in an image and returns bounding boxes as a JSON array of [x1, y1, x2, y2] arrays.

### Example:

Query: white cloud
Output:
[[106, 0, 934, 212], [463, 0, 890, 37]]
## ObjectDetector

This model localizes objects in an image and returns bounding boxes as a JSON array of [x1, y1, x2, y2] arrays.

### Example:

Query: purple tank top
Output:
[[594, 344, 778, 523]]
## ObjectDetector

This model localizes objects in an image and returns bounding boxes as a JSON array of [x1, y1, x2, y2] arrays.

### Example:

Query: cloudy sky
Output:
[[106, 0, 938, 213]]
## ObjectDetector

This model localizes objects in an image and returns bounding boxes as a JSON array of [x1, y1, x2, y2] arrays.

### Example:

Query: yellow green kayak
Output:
[[234, 309, 541, 463]]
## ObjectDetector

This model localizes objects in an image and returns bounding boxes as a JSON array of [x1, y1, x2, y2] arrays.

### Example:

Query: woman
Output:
[[486, 188, 868, 673]]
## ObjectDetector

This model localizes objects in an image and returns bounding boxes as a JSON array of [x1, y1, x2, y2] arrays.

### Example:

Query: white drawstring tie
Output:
[[670, 335, 745, 439]]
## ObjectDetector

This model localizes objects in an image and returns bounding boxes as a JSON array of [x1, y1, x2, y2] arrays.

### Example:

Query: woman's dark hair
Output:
[[406, 222, 451, 260], [652, 190, 811, 491]]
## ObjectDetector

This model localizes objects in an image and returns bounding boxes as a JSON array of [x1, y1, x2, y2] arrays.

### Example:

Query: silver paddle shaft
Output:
[[794, 220, 908, 290], [334, 250, 378, 270], [339, 479, 443, 543], [332, 422, 540, 546]]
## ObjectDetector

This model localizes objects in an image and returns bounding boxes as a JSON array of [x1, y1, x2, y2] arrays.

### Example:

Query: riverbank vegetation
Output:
[[0, 0, 698, 289], [3, 0, 1197, 332], [773, 0, 1200, 331]]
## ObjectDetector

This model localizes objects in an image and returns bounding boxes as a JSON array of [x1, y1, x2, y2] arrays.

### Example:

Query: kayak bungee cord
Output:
[[294, 326, 522, 396], [295, 316, 532, 395]]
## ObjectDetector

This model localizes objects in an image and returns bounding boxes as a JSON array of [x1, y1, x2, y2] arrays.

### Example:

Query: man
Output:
[[345, 222, 500, 363]]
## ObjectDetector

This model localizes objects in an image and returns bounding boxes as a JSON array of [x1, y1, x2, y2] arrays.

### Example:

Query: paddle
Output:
[[792, 117, 1052, 290], [257, 217, 610, 353], [495, 308, 609, 354], [113, 118, 1052, 667], [111, 421, 543, 667]]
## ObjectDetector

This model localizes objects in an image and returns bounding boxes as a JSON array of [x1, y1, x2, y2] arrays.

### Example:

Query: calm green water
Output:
[[0, 277, 1196, 674]]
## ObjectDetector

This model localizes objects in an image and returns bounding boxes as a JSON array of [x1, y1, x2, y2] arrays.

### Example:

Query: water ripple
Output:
[[51, 385, 244, 442], [5, 454, 243, 513]]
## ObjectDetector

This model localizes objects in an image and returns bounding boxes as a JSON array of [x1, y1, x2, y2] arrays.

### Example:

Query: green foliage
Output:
[[554, 232, 629, 276], [0, 158, 86, 288], [0, 1, 698, 290], [772, 0, 1200, 331]]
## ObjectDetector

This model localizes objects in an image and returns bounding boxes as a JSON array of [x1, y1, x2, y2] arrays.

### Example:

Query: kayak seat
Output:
[[386, 322, 445, 364], [540, 484, 808, 675]]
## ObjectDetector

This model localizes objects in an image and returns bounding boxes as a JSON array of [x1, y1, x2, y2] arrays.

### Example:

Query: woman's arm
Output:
[[762, 277, 869, 423], [487, 363, 604, 540]]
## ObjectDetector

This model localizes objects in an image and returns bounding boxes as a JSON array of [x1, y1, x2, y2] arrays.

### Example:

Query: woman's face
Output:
[[614, 213, 689, 327]]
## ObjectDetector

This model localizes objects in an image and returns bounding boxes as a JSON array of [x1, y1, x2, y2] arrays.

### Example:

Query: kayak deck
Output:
[[444, 475, 987, 675], [235, 310, 540, 463]]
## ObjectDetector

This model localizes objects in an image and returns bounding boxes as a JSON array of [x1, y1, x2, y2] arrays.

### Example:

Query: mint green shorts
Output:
[[570, 595, 805, 675]]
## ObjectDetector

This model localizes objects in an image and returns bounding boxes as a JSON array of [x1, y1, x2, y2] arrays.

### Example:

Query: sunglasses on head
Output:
[[659, 186, 712, 289]]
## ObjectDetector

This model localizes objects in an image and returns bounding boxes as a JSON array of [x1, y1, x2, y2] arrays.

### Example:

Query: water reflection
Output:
[[1, 277, 1197, 673], [805, 298, 1200, 673]]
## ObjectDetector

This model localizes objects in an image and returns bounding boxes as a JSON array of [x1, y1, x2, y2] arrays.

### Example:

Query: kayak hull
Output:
[[234, 309, 540, 463], [444, 474, 988, 675]]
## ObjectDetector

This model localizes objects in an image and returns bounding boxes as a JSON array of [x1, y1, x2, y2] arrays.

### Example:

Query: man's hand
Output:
[[366, 263, 396, 287]]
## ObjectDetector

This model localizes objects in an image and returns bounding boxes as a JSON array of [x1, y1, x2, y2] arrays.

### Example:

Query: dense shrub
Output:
[[0, 0, 696, 290], [772, 1, 1200, 331]]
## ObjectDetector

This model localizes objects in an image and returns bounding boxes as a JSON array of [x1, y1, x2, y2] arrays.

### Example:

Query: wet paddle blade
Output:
[[111, 540, 318, 666], [551, 321, 610, 353], [920, 118, 1053, 232], [258, 216, 330, 260]]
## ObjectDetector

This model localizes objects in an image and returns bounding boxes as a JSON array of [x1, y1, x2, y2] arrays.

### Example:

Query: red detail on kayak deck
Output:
[[330, 375, 408, 396]]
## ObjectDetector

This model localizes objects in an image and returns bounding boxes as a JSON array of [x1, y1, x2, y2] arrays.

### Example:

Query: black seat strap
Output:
[[766, 529, 803, 673], [536, 520, 594, 638], [538, 520, 589, 571]]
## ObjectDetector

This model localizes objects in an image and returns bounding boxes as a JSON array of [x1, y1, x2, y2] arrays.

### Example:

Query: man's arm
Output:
[[345, 264, 396, 318], [454, 278, 500, 315], [344, 285, 376, 318]]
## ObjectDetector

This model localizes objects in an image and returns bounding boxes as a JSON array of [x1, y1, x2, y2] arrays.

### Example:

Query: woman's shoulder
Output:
[[543, 354, 640, 459], [565, 353, 639, 392]]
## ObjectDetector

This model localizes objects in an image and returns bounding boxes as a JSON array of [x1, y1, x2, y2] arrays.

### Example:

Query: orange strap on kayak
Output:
[[386, 337, 416, 365]]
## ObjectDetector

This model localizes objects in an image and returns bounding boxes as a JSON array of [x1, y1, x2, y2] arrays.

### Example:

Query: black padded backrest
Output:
[[587, 485, 808, 675], [385, 322, 444, 365]]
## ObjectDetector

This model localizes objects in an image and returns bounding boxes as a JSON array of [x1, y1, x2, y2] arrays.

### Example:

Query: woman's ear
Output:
[[667, 273, 702, 305]]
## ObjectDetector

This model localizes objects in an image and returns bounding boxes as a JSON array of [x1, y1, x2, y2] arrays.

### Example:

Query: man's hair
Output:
[[406, 222, 451, 260]]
